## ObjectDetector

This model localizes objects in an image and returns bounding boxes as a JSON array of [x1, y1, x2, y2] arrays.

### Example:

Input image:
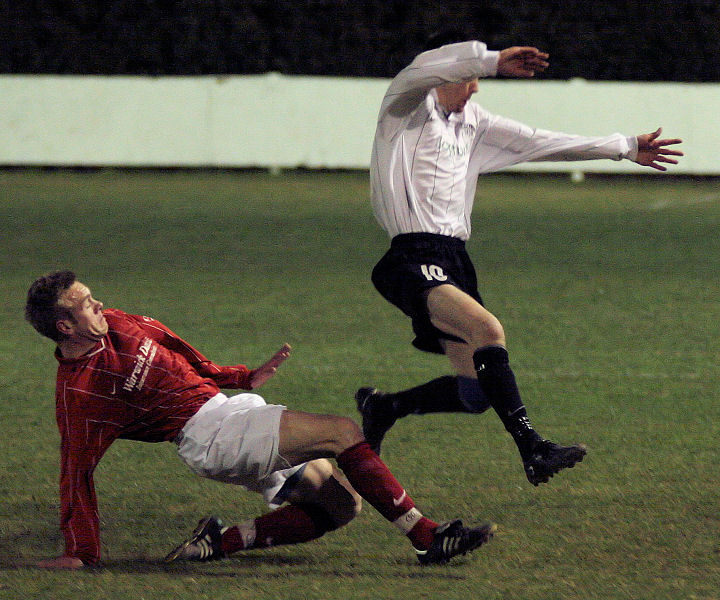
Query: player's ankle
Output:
[[406, 517, 437, 551]]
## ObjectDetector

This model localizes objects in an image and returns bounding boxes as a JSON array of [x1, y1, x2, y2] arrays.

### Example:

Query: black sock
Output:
[[473, 345, 540, 455], [384, 376, 470, 417]]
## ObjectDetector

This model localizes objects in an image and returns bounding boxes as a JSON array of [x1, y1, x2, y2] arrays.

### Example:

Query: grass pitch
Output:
[[0, 169, 718, 599]]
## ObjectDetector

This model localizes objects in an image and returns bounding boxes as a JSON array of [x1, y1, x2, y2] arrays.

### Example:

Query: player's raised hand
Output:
[[497, 47, 549, 77], [635, 127, 684, 171], [249, 343, 292, 388]]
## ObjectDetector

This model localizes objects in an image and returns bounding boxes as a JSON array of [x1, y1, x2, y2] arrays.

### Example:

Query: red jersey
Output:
[[54, 308, 254, 564]]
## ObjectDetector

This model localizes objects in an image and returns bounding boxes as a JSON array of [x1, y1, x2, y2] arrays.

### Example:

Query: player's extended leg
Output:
[[166, 460, 361, 561], [426, 284, 587, 486], [277, 410, 495, 564], [167, 408, 495, 565], [275, 409, 437, 551]]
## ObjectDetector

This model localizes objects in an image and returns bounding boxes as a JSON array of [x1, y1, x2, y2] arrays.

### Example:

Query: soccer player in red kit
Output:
[[25, 270, 496, 569]]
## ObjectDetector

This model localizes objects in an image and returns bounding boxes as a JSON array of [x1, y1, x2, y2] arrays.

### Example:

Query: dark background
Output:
[[2, 0, 719, 81]]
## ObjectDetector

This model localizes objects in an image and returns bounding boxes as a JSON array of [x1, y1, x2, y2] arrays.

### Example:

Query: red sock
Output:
[[221, 504, 332, 553], [336, 441, 437, 549]]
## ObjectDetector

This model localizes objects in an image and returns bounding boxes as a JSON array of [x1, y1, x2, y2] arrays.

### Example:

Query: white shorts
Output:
[[175, 392, 304, 507]]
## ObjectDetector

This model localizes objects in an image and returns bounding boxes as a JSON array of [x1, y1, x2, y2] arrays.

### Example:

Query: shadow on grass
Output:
[[105, 555, 470, 579], [0, 555, 470, 581], [0, 512, 475, 580], [0, 505, 470, 581]]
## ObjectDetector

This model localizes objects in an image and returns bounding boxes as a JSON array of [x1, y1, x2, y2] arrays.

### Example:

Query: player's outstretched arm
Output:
[[497, 47, 549, 77], [634, 127, 684, 171], [37, 556, 85, 569], [249, 343, 292, 389]]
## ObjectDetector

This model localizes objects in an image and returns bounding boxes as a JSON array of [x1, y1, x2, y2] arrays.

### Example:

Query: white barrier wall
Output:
[[1, 74, 718, 174]]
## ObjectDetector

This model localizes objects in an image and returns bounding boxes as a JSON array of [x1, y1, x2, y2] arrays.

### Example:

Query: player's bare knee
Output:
[[301, 458, 334, 489], [469, 313, 505, 347], [294, 461, 362, 528]]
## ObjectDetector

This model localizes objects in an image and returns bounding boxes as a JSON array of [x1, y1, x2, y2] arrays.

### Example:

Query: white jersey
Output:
[[370, 41, 639, 241]]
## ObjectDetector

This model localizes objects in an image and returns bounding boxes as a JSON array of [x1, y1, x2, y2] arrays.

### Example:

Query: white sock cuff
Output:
[[393, 507, 423, 534]]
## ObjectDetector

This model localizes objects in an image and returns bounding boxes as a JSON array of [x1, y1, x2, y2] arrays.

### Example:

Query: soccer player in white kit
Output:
[[357, 31, 683, 485]]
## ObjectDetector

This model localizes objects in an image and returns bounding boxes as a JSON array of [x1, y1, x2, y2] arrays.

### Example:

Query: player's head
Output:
[[436, 78, 479, 113], [26, 270, 108, 343], [423, 28, 479, 113], [26, 270, 77, 341]]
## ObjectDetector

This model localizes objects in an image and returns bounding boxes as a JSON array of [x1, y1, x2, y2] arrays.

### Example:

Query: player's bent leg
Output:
[[355, 286, 499, 456], [165, 461, 362, 561], [278, 414, 445, 555], [277, 408, 497, 564], [168, 415, 497, 564], [356, 339, 491, 455]]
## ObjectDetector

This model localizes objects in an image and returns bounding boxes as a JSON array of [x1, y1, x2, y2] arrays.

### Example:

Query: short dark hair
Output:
[[423, 28, 471, 52], [25, 270, 77, 342]]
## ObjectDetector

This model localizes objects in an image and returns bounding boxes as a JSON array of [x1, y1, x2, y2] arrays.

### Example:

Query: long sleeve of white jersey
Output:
[[377, 41, 499, 127], [469, 110, 638, 175]]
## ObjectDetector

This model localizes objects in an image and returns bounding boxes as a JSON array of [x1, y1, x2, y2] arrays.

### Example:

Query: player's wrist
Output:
[[625, 136, 639, 161]]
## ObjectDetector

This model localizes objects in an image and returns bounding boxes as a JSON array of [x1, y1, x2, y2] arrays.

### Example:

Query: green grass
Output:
[[0, 169, 719, 599]]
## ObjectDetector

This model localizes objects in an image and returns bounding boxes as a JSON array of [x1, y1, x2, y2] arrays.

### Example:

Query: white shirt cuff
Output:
[[625, 136, 639, 161], [484, 50, 500, 77]]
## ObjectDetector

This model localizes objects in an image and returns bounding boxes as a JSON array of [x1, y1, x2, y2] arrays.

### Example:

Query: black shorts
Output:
[[371, 232, 484, 354]]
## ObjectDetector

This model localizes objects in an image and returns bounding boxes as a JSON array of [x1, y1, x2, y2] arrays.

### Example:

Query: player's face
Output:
[[57, 281, 108, 342], [436, 78, 479, 113]]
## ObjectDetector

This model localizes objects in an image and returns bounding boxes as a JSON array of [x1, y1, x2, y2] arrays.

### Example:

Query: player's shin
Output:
[[336, 441, 437, 550], [385, 375, 487, 415], [221, 503, 339, 553], [473, 345, 541, 457]]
